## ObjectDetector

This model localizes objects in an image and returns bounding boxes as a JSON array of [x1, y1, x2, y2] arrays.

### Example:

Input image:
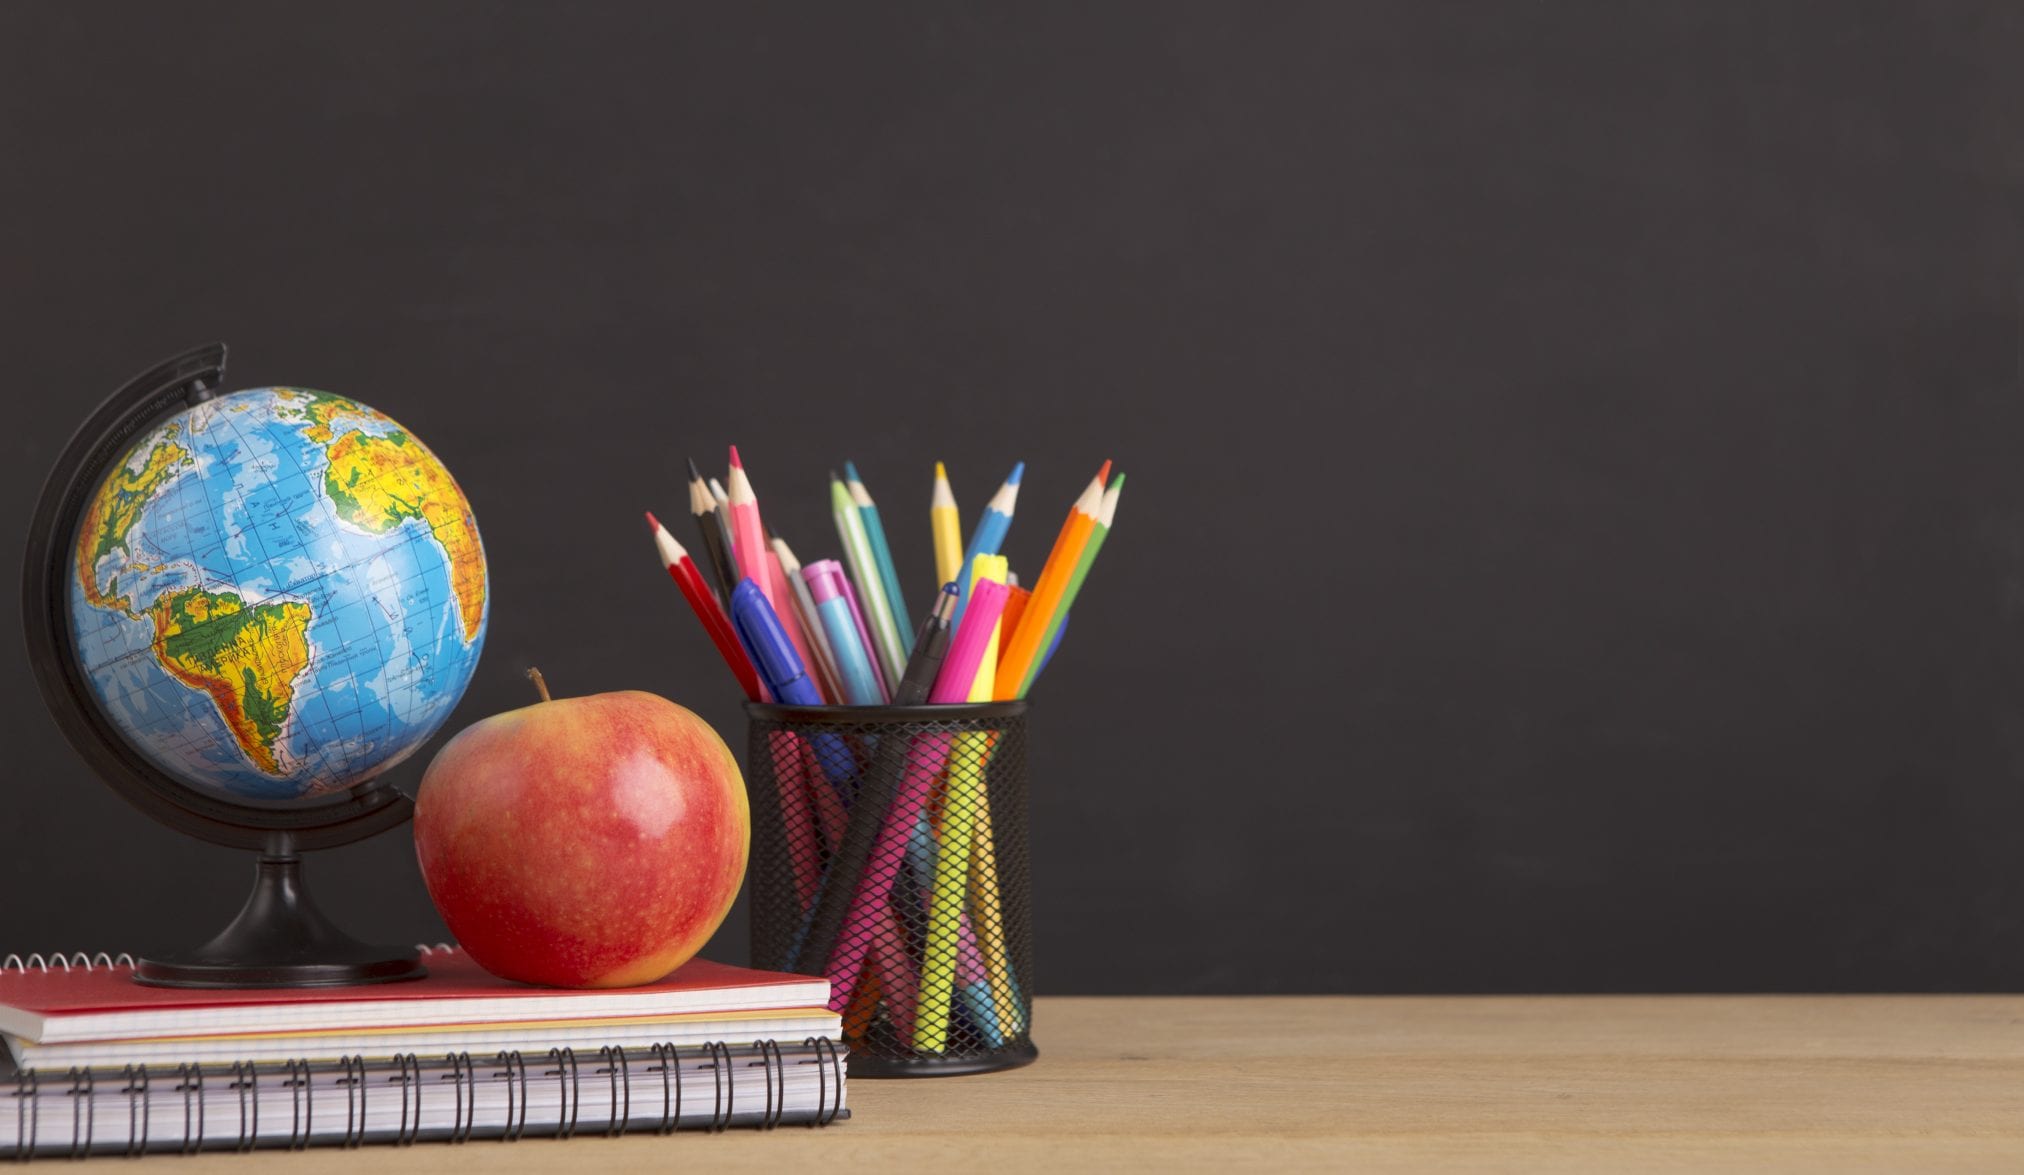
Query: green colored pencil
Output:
[[843, 461, 914, 657], [1019, 472, 1123, 696], [829, 473, 908, 684]]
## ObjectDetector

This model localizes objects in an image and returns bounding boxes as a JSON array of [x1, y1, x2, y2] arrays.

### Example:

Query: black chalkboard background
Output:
[[2, 3, 2019, 993]]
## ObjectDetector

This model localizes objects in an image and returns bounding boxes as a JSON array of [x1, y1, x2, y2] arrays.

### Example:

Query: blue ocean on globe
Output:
[[67, 387, 488, 804]]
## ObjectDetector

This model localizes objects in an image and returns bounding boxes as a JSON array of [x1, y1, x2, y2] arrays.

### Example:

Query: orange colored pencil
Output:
[[993, 463, 1107, 698]]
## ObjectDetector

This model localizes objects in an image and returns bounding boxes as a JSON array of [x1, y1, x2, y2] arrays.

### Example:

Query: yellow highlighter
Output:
[[914, 556, 1008, 1053], [965, 562, 1022, 1036]]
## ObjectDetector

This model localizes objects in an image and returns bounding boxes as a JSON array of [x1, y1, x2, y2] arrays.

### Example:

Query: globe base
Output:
[[135, 850, 427, 989]]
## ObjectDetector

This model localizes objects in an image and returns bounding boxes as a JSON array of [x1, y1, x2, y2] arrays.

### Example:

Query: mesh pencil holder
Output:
[[746, 701, 1037, 1078]]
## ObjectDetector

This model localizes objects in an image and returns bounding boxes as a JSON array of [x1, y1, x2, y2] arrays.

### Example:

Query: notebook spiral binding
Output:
[[1, 944, 459, 974], [0, 955, 134, 974], [7, 1039, 847, 1159]]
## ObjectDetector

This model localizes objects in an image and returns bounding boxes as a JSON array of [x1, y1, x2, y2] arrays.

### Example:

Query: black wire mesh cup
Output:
[[746, 701, 1037, 1077]]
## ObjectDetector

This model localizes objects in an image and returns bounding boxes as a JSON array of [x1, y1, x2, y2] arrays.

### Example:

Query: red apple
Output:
[[413, 671, 749, 987]]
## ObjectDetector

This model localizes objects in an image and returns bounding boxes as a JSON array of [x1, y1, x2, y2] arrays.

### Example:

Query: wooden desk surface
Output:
[[143, 995, 2024, 1173]]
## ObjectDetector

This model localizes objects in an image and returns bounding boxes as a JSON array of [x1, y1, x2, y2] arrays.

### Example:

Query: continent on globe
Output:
[[324, 430, 486, 643], [148, 587, 313, 775], [74, 428, 191, 614], [67, 386, 489, 804]]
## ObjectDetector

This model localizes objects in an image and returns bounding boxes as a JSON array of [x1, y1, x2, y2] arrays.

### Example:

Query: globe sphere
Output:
[[67, 387, 487, 805]]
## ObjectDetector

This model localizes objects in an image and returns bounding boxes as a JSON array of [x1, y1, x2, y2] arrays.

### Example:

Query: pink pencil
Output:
[[726, 446, 819, 681], [824, 581, 1011, 1013], [726, 446, 770, 589]]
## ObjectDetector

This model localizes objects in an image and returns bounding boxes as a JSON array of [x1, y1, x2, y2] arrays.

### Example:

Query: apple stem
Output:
[[526, 667, 552, 703]]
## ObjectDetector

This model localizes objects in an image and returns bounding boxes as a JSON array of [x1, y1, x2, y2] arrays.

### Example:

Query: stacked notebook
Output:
[[0, 946, 846, 1157]]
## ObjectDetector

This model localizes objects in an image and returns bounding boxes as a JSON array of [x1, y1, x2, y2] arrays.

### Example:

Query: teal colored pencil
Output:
[[843, 461, 913, 657], [829, 474, 908, 684]]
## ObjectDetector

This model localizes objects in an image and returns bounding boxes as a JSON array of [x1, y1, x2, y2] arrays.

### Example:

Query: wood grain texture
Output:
[[122, 995, 2024, 1172]]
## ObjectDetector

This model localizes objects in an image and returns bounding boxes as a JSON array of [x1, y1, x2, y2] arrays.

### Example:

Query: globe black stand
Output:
[[132, 834, 423, 988], [23, 344, 426, 989]]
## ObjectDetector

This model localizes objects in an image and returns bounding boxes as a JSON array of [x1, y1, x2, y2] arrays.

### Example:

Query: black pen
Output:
[[890, 583, 958, 705]]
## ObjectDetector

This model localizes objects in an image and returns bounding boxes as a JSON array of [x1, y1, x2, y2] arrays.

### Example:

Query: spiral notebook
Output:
[[0, 948, 847, 1156], [2, 1040, 847, 1157]]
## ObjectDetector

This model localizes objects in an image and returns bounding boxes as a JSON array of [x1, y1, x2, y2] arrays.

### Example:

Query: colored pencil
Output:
[[844, 460, 914, 657], [725, 448, 772, 594], [771, 537, 845, 705], [686, 458, 739, 603], [830, 473, 908, 685], [1021, 472, 1122, 695], [953, 461, 1023, 625], [931, 461, 963, 593], [994, 464, 1106, 699], [728, 447, 818, 674], [647, 513, 763, 702]]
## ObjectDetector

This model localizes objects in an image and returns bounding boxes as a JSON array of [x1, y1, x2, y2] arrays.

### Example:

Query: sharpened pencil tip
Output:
[[1096, 459, 1113, 484], [843, 460, 861, 483], [686, 457, 704, 483], [935, 461, 948, 480], [644, 510, 662, 532], [1007, 461, 1025, 486], [1110, 472, 1126, 490], [728, 444, 743, 469]]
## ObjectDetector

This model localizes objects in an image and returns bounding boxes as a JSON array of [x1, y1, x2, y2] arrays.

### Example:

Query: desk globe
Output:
[[24, 345, 488, 987]]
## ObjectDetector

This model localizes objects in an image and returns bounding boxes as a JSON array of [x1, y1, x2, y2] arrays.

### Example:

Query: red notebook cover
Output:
[[0, 947, 829, 1044]]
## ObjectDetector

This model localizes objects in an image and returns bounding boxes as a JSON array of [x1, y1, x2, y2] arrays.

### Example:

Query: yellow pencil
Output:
[[931, 461, 963, 591]]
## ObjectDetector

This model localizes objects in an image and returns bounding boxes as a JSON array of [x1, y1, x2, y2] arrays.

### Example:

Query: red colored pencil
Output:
[[647, 512, 764, 701]]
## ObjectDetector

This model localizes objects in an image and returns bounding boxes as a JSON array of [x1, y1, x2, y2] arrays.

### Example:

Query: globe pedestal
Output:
[[136, 837, 424, 989]]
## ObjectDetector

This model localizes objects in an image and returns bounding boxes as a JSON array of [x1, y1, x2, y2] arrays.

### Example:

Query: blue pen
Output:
[[730, 579, 854, 784], [952, 461, 1022, 625]]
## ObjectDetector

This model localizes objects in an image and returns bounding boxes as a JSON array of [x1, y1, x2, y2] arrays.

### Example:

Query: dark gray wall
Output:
[[4, 3, 2020, 993]]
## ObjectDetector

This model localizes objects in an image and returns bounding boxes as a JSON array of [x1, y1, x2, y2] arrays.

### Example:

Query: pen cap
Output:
[[803, 559, 850, 607]]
